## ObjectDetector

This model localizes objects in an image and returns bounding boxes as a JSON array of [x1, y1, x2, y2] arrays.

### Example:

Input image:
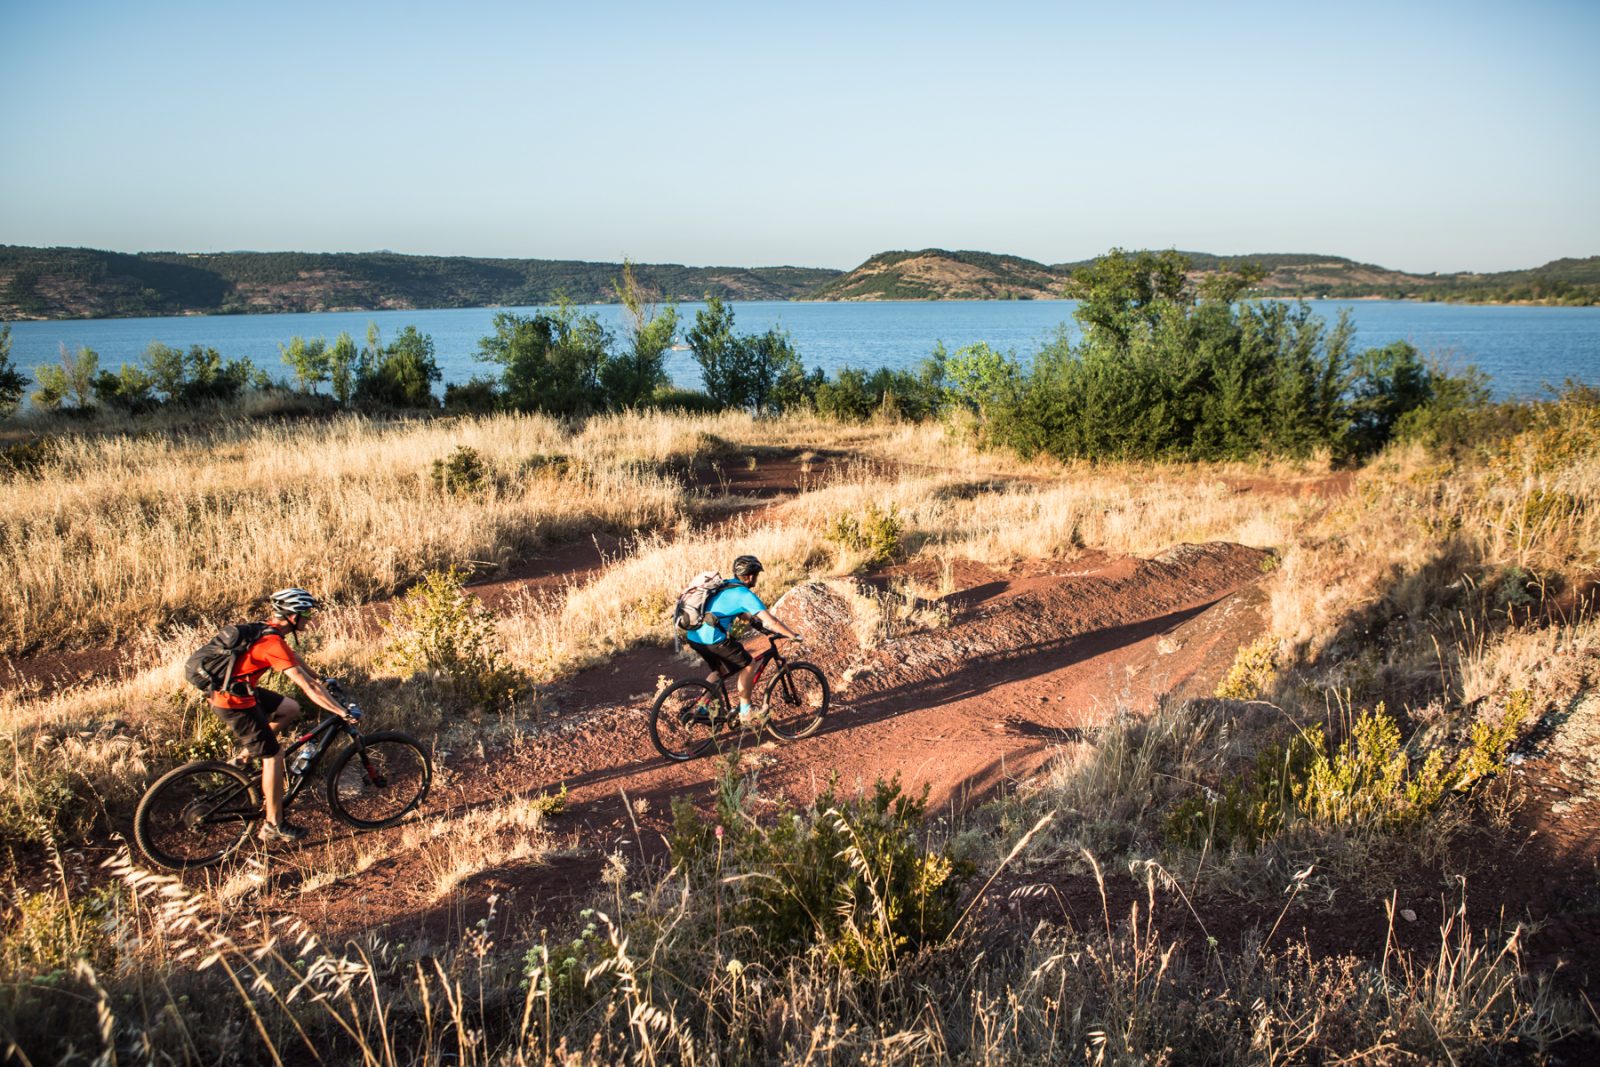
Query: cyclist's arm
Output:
[[753, 609, 800, 641], [284, 664, 358, 722]]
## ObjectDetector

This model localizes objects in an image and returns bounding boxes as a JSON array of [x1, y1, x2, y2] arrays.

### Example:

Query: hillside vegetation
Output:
[[0, 245, 839, 319], [4, 243, 1597, 319], [819, 248, 1600, 304]]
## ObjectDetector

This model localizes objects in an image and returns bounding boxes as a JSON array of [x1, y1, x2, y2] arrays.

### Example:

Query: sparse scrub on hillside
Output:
[[384, 568, 524, 711]]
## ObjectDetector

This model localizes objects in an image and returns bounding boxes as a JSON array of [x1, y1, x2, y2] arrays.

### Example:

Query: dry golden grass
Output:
[[5, 400, 1600, 1065]]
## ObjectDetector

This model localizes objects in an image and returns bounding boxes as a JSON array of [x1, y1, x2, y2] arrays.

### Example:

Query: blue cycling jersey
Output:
[[685, 583, 766, 645]]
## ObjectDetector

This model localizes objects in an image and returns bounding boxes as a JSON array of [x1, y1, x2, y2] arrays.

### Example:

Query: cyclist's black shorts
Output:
[[689, 637, 751, 678], [214, 689, 287, 758]]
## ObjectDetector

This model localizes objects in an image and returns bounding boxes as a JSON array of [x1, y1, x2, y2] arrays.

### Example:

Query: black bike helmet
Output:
[[731, 555, 764, 580]]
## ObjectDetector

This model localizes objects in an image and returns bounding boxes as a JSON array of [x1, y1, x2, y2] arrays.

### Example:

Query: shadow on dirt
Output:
[[826, 599, 1221, 737]]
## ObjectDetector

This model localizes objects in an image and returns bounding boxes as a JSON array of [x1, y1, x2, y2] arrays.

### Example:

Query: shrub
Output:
[[0, 436, 58, 479], [0, 883, 120, 975], [443, 376, 501, 414], [686, 297, 814, 414], [1215, 635, 1280, 699], [383, 568, 522, 710], [642, 387, 723, 414], [814, 363, 943, 423], [430, 445, 490, 496], [826, 502, 904, 565], [1168, 697, 1531, 850], [356, 325, 441, 409], [476, 305, 608, 415], [669, 770, 971, 975], [0, 322, 24, 418]]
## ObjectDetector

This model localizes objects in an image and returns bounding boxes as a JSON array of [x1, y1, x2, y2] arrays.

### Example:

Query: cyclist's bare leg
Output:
[[733, 664, 755, 708], [262, 754, 285, 825]]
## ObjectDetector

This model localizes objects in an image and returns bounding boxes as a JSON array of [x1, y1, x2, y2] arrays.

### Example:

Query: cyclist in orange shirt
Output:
[[213, 588, 358, 842]]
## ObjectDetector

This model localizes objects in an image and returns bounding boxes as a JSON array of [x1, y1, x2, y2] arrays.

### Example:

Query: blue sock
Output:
[[739, 701, 752, 717]]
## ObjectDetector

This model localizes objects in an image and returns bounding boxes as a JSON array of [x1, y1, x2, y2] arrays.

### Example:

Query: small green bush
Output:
[[826, 502, 904, 565], [1168, 696, 1531, 850], [0, 437, 59, 480], [1215, 635, 1280, 700], [670, 769, 970, 975], [430, 445, 489, 496], [643, 387, 724, 414], [443, 377, 501, 414], [0, 884, 121, 975], [384, 568, 522, 710]]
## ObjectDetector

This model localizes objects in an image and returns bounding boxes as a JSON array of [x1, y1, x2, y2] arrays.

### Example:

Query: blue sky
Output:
[[2, 0, 1596, 272]]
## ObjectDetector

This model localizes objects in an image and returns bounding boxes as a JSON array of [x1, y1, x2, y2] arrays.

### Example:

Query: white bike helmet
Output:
[[269, 587, 320, 618]]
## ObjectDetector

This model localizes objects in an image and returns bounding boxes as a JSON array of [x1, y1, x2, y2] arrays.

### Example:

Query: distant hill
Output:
[[0, 247, 842, 320], [818, 249, 1600, 305], [2, 245, 1595, 319], [809, 249, 1068, 301]]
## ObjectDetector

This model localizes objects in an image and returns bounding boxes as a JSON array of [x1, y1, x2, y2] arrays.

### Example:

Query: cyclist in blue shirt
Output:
[[685, 555, 803, 725]]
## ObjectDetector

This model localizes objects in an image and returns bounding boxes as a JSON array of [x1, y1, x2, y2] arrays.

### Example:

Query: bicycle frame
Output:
[[188, 713, 361, 828], [278, 713, 361, 806], [709, 633, 789, 707]]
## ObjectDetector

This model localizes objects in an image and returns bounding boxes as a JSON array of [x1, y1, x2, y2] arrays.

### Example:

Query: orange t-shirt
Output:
[[209, 629, 302, 709]]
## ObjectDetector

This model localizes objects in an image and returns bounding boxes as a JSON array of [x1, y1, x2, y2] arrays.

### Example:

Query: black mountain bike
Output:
[[134, 684, 432, 870], [649, 628, 831, 761]]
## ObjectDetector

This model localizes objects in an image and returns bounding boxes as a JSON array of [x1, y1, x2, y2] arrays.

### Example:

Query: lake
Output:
[[7, 299, 1599, 402]]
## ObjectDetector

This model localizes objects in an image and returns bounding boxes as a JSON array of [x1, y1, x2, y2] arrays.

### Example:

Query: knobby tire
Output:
[[134, 761, 262, 870]]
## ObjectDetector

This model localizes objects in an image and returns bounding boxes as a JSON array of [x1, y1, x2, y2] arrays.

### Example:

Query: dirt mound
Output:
[[773, 542, 1272, 704]]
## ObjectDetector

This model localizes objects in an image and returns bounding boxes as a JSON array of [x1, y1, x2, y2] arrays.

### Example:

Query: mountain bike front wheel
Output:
[[762, 662, 830, 741], [325, 731, 432, 829], [649, 679, 736, 761], [134, 761, 262, 870]]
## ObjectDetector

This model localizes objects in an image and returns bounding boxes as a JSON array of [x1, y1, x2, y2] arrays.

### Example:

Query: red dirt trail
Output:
[[265, 541, 1274, 941]]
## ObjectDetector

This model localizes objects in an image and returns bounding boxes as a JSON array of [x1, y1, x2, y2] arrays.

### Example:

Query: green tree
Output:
[[601, 259, 677, 408], [33, 343, 99, 410], [686, 296, 740, 407], [476, 304, 609, 414], [356, 325, 441, 409], [280, 335, 330, 394], [944, 341, 1020, 415], [0, 323, 26, 418], [686, 298, 809, 413], [1066, 248, 1191, 351], [988, 250, 1358, 462], [182, 345, 255, 403], [141, 341, 188, 403], [1347, 341, 1434, 457], [328, 331, 359, 406], [92, 362, 157, 413]]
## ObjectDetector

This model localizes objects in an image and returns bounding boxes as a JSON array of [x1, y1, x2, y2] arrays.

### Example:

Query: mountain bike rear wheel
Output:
[[325, 731, 432, 829], [649, 679, 735, 761], [134, 761, 262, 870], [762, 662, 830, 741]]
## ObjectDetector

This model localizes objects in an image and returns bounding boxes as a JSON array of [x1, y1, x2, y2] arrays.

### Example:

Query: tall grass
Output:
[[5, 397, 1599, 1063]]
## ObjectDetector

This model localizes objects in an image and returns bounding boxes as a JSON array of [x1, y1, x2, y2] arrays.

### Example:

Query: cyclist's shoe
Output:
[[259, 820, 308, 844]]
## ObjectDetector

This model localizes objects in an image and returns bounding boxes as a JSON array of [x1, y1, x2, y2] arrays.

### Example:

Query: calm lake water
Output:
[[8, 299, 1599, 402]]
